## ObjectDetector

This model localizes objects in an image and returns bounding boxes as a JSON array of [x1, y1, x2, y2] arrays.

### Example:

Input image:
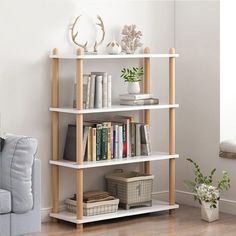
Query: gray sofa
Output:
[[0, 135, 41, 236]]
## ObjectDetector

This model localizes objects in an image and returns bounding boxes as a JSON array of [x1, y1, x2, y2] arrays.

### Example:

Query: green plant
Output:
[[185, 158, 230, 208], [121, 67, 144, 83]]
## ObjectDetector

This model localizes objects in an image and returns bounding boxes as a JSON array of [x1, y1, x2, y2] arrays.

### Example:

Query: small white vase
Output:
[[127, 82, 140, 94], [201, 201, 219, 222], [106, 40, 122, 55]]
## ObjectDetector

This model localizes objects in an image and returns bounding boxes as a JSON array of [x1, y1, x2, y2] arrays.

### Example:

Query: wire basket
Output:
[[105, 169, 154, 210], [65, 198, 119, 216]]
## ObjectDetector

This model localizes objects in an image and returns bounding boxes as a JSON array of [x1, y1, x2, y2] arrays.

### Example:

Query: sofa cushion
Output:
[[0, 189, 11, 214], [0, 134, 38, 213]]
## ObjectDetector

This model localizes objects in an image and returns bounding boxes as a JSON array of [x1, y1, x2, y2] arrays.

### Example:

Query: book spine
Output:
[[107, 75, 112, 107], [101, 125, 108, 160], [102, 73, 108, 108], [83, 126, 89, 159], [135, 124, 141, 156], [85, 76, 91, 109], [103, 122, 112, 160], [114, 125, 119, 159], [110, 125, 114, 159], [96, 125, 102, 161], [130, 123, 136, 157], [89, 75, 96, 108], [87, 127, 92, 161], [122, 124, 127, 158], [95, 76, 102, 108], [118, 125, 123, 159], [92, 128, 96, 161], [141, 124, 151, 156], [126, 119, 130, 157]]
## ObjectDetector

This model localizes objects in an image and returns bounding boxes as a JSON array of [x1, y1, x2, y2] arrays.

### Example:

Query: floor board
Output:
[[30, 205, 236, 236]]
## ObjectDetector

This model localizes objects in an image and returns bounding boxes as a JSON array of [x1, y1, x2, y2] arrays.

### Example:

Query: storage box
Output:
[[105, 170, 154, 209], [65, 198, 119, 216]]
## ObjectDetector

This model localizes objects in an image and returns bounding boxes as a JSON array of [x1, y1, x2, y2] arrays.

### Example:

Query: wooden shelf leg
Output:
[[51, 48, 59, 216], [144, 47, 151, 174], [169, 48, 176, 214], [76, 48, 84, 228]]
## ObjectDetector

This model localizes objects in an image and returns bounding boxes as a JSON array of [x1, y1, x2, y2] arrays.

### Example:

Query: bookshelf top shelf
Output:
[[49, 53, 179, 60], [49, 104, 179, 114]]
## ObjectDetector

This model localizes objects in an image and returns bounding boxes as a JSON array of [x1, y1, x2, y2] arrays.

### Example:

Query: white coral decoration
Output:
[[121, 24, 143, 54], [196, 184, 219, 203]]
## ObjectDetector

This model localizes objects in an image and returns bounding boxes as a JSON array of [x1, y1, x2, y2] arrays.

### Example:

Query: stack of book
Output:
[[119, 93, 159, 106], [73, 72, 112, 109], [63, 116, 152, 162]]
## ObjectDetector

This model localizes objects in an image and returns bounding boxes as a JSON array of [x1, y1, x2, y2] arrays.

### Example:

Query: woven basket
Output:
[[65, 198, 119, 216], [105, 170, 154, 209]]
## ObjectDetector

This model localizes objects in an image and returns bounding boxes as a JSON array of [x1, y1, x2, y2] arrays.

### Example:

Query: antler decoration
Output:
[[70, 15, 88, 52], [94, 15, 105, 53]]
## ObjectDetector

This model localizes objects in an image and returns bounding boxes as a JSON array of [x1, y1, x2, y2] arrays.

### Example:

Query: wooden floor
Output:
[[31, 205, 236, 236]]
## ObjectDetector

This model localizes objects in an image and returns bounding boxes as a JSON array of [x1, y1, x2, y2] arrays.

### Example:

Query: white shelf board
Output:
[[49, 53, 179, 59], [49, 152, 179, 169], [49, 104, 179, 114], [50, 200, 179, 224]]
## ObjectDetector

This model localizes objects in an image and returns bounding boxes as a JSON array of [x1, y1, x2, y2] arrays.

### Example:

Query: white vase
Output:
[[106, 40, 122, 55], [127, 82, 140, 94], [201, 201, 219, 222]]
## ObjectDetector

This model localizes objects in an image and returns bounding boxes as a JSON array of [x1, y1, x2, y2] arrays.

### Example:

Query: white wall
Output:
[[220, 0, 236, 141], [0, 0, 175, 218], [175, 0, 236, 214]]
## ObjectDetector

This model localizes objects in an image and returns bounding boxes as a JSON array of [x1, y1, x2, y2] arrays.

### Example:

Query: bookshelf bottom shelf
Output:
[[50, 200, 179, 224]]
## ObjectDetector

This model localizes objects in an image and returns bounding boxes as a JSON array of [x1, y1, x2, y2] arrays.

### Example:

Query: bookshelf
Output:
[[49, 48, 179, 230]]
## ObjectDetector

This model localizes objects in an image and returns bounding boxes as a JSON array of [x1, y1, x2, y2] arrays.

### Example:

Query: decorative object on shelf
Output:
[[121, 67, 144, 94], [184, 158, 230, 222], [106, 39, 122, 55], [121, 25, 143, 54], [70, 15, 105, 54], [106, 169, 154, 210]]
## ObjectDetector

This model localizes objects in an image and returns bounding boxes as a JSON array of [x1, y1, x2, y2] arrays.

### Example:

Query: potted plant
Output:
[[185, 158, 230, 222], [121, 67, 144, 94]]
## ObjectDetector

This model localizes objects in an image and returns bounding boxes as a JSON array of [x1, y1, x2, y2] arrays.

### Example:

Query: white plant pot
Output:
[[127, 82, 140, 94], [201, 201, 219, 222]]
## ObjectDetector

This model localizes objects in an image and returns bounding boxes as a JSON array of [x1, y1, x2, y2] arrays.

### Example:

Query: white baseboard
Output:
[[153, 189, 236, 215], [41, 190, 236, 223]]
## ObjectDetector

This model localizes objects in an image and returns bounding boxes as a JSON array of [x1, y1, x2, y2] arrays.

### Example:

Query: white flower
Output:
[[196, 184, 219, 203]]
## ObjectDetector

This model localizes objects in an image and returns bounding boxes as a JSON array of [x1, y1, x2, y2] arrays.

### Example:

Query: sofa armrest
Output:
[[32, 159, 41, 210]]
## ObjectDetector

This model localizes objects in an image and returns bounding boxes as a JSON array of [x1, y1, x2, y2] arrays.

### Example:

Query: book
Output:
[[114, 125, 119, 159], [102, 73, 108, 107], [95, 75, 103, 108], [135, 123, 143, 156], [89, 74, 96, 109], [87, 127, 92, 161], [141, 124, 151, 156], [107, 75, 112, 107], [101, 123, 108, 160], [118, 125, 123, 159], [103, 122, 112, 160], [73, 74, 90, 108], [85, 76, 91, 109], [96, 124, 102, 161], [91, 128, 97, 161], [119, 93, 153, 101], [130, 122, 136, 157], [120, 98, 159, 106]]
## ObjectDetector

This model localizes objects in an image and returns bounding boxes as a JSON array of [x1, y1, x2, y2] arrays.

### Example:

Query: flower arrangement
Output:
[[185, 158, 230, 208], [121, 67, 144, 83]]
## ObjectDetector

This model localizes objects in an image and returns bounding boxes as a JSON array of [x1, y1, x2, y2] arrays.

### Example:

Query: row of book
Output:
[[63, 116, 151, 162], [119, 93, 159, 106], [73, 72, 112, 109]]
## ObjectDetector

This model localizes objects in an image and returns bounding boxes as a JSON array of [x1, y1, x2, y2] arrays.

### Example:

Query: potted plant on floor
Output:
[[185, 158, 230, 222], [121, 67, 144, 94]]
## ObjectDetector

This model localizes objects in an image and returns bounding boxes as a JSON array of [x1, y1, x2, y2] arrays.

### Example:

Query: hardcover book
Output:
[[119, 93, 153, 101], [141, 124, 151, 156], [120, 98, 159, 106]]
